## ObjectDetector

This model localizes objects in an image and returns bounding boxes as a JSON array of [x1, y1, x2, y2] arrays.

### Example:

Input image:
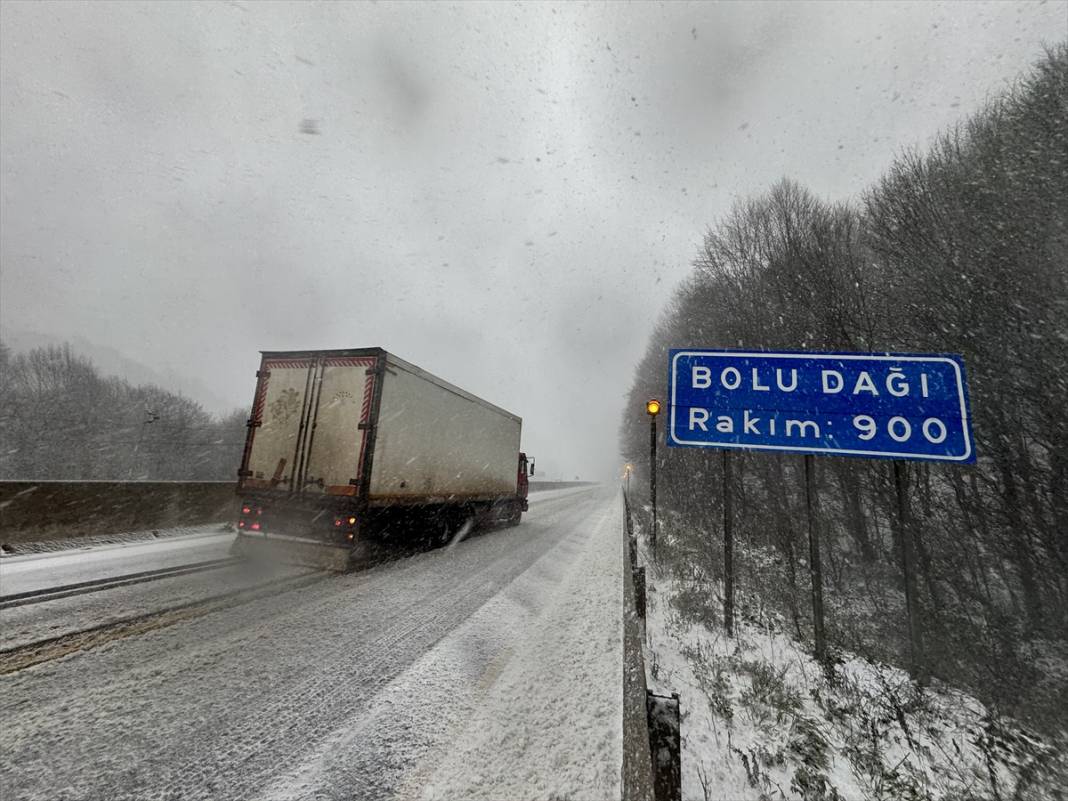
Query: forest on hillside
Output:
[[0, 342, 246, 481], [621, 45, 1068, 734]]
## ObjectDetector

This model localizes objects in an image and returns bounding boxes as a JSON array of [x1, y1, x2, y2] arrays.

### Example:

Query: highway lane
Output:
[[0, 486, 601, 652], [0, 526, 234, 597], [0, 485, 623, 800], [0, 484, 595, 600], [0, 487, 593, 598], [0, 558, 315, 653]]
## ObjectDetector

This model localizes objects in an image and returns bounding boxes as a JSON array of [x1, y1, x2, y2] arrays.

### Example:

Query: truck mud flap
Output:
[[231, 533, 362, 573]]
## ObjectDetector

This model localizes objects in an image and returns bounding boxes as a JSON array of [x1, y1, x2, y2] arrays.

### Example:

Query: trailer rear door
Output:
[[243, 354, 378, 497], [243, 357, 317, 491], [300, 355, 378, 496]]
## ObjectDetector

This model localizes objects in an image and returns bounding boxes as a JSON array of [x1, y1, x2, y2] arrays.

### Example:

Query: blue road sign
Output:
[[668, 350, 974, 462]]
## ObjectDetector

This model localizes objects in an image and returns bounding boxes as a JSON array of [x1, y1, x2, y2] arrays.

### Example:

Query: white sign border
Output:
[[668, 351, 973, 462]]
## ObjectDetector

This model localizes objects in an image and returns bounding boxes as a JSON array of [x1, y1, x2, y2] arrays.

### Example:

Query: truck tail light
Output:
[[241, 506, 251, 515], [238, 520, 245, 528], [250, 522, 261, 531], [347, 516, 357, 525]]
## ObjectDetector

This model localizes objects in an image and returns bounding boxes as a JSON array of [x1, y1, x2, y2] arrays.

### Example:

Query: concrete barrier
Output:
[[0, 481, 238, 546]]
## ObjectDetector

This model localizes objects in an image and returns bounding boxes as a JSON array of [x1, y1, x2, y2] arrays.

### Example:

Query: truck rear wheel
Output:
[[504, 503, 522, 527], [432, 508, 476, 546]]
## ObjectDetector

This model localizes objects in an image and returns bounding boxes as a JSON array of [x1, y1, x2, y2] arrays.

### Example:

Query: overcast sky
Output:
[[2, 0, 1065, 480]]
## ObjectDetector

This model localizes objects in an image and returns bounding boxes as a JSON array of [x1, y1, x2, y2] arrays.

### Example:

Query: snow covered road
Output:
[[0, 526, 234, 597], [0, 485, 594, 600], [0, 484, 624, 800]]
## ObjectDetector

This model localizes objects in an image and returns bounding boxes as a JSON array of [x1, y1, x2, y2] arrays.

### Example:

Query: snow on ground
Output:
[[0, 559, 312, 651], [0, 487, 595, 593], [416, 499, 622, 799], [0, 525, 233, 596], [259, 490, 622, 801], [527, 483, 602, 503], [639, 536, 1068, 800], [1, 487, 602, 652], [0, 484, 592, 560], [0, 490, 617, 800], [0, 522, 234, 556]]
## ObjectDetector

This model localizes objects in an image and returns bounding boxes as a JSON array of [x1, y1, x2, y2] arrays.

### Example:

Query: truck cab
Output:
[[518, 452, 533, 511]]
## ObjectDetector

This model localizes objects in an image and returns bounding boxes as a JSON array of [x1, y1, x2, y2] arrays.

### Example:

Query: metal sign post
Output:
[[894, 461, 923, 677], [803, 454, 826, 663], [646, 399, 662, 552], [667, 349, 974, 667], [722, 450, 734, 636]]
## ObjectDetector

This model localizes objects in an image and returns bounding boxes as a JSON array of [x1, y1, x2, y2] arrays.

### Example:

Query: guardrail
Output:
[[622, 487, 655, 801], [621, 489, 681, 801], [0, 481, 238, 547]]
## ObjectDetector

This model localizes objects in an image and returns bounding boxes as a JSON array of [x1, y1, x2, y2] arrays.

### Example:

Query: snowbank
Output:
[[641, 549, 1067, 800]]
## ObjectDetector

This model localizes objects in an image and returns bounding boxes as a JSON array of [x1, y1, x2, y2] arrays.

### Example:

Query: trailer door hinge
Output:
[[358, 422, 374, 431], [365, 365, 384, 376], [256, 369, 270, 378], [237, 469, 253, 478], [246, 419, 262, 428]]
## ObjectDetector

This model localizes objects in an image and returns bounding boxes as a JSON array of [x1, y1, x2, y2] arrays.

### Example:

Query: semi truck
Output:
[[232, 348, 532, 570]]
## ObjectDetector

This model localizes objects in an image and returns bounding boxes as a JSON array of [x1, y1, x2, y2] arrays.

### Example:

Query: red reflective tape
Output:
[[355, 368, 376, 481], [325, 484, 358, 496], [322, 357, 377, 368]]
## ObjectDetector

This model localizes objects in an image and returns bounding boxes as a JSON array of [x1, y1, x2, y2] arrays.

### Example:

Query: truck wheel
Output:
[[435, 510, 473, 546], [432, 515, 453, 547]]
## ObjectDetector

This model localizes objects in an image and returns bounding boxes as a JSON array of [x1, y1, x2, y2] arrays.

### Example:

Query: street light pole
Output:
[[646, 399, 661, 551]]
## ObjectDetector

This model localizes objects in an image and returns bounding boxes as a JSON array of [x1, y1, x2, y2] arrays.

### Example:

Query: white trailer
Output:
[[233, 348, 531, 570]]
